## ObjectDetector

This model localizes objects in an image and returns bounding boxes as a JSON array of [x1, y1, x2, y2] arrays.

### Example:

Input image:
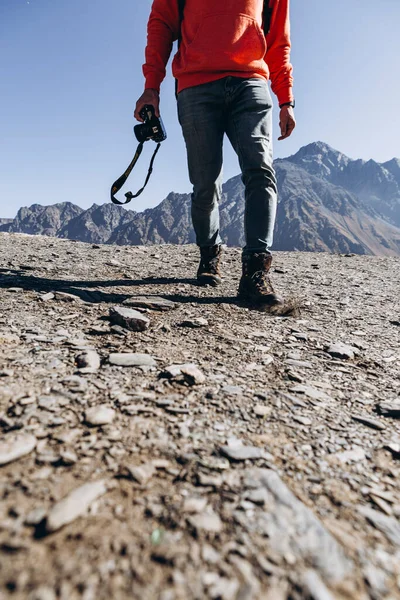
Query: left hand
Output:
[[278, 106, 296, 140]]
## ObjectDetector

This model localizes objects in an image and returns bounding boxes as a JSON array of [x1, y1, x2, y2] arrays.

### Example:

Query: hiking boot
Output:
[[197, 245, 222, 286], [238, 252, 283, 306]]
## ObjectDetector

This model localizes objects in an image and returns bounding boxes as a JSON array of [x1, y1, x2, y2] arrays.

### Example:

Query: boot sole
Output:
[[197, 275, 222, 287], [237, 289, 284, 306]]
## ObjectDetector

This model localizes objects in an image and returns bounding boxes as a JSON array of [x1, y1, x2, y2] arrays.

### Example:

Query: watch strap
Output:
[[280, 100, 295, 109]]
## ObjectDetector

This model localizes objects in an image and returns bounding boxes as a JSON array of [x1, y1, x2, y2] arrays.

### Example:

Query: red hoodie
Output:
[[143, 0, 293, 106]]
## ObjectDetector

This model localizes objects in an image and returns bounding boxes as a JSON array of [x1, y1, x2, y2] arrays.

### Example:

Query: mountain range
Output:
[[2, 142, 400, 255]]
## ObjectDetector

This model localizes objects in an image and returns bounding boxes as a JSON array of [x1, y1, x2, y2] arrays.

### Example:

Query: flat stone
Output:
[[286, 369, 303, 383], [182, 497, 208, 514], [351, 414, 386, 431], [179, 317, 209, 328], [108, 353, 156, 367], [197, 472, 223, 487], [277, 391, 309, 408], [123, 404, 156, 416], [0, 433, 36, 466], [366, 488, 397, 504], [385, 443, 400, 458], [165, 405, 190, 415], [40, 292, 55, 302], [292, 332, 308, 341], [55, 291, 83, 303], [198, 457, 230, 471], [109, 306, 150, 331], [25, 507, 47, 526], [66, 337, 90, 348], [285, 359, 313, 369], [358, 506, 400, 547], [45, 480, 108, 533], [254, 405, 272, 418], [122, 463, 156, 485], [54, 429, 80, 445], [369, 495, 393, 516], [188, 510, 223, 533], [85, 406, 115, 426], [38, 396, 61, 412], [302, 570, 336, 600], [110, 324, 128, 336], [123, 295, 176, 311], [292, 415, 313, 426], [244, 468, 353, 584], [333, 447, 366, 464], [162, 363, 205, 385], [326, 343, 359, 360], [290, 384, 332, 402], [220, 445, 266, 462], [75, 350, 101, 372], [376, 401, 400, 418], [222, 385, 243, 396], [36, 450, 60, 464], [60, 449, 78, 465]]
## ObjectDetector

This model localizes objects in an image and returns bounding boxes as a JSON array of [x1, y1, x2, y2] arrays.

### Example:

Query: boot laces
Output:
[[251, 269, 274, 293], [200, 249, 220, 274], [207, 256, 219, 272]]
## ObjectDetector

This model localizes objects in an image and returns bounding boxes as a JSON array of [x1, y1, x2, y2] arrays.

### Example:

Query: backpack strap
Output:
[[175, 0, 185, 98], [262, 0, 273, 35]]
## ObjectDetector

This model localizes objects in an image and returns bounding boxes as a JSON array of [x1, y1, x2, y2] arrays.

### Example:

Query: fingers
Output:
[[278, 107, 296, 140], [134, 103, 144, 122], [134, 90, 160, 122], [278, 121, 295, 140]]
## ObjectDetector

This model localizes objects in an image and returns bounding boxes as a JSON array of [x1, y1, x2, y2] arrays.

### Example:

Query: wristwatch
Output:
[[279, 100, 295, 109]]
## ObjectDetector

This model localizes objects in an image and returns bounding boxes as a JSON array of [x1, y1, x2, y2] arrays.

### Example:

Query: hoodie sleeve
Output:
[[265, 0, 294, 106], [142, 0, 181, 91]]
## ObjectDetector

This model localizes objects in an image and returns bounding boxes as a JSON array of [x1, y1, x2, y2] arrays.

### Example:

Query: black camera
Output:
[[110, 104, 166, 205], [134, 104, 167, 144]]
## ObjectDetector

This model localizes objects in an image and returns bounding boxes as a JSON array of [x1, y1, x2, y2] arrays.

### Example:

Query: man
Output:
[[135, 0, 295, 306]]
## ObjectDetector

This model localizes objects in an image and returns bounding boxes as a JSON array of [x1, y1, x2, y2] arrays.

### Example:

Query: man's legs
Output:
[[225, 77, 277, 253], [177, 81, 226, 241], [177, 80, 227, 285], [225, 77, 282, 304]]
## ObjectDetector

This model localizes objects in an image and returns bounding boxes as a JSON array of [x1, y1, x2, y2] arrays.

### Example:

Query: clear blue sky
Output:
[[1, 0, 399, 218]]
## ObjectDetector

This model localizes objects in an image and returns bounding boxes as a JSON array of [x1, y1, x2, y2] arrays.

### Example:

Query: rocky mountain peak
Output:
[[286, 141, 352, 178], [58, 202, 136, 244], [7, 202, 84, 237], [382, 157, 400, 182]]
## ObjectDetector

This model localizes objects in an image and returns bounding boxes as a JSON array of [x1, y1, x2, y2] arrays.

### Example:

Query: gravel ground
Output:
[[0, 232, 400, 600]]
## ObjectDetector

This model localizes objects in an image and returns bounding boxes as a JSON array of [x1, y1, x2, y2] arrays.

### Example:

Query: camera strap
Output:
[[110, 141, 161, 205]]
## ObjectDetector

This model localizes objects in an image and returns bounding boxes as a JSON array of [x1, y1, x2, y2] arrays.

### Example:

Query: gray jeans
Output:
[[177, 76, 277, 255]]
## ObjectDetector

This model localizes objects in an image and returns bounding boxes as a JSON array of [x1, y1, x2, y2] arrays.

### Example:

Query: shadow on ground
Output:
[[0, 270, 239, 305], [0, 270, 300, 314]]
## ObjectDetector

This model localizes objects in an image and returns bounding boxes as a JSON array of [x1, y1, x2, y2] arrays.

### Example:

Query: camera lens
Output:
[[134, 123, 153, 143]]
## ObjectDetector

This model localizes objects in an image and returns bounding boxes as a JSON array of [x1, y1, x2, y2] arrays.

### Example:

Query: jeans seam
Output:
[[230, 108, 251, 248]]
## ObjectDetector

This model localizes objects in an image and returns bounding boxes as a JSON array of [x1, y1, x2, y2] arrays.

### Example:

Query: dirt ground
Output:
[[0, 232, 399, 600]]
